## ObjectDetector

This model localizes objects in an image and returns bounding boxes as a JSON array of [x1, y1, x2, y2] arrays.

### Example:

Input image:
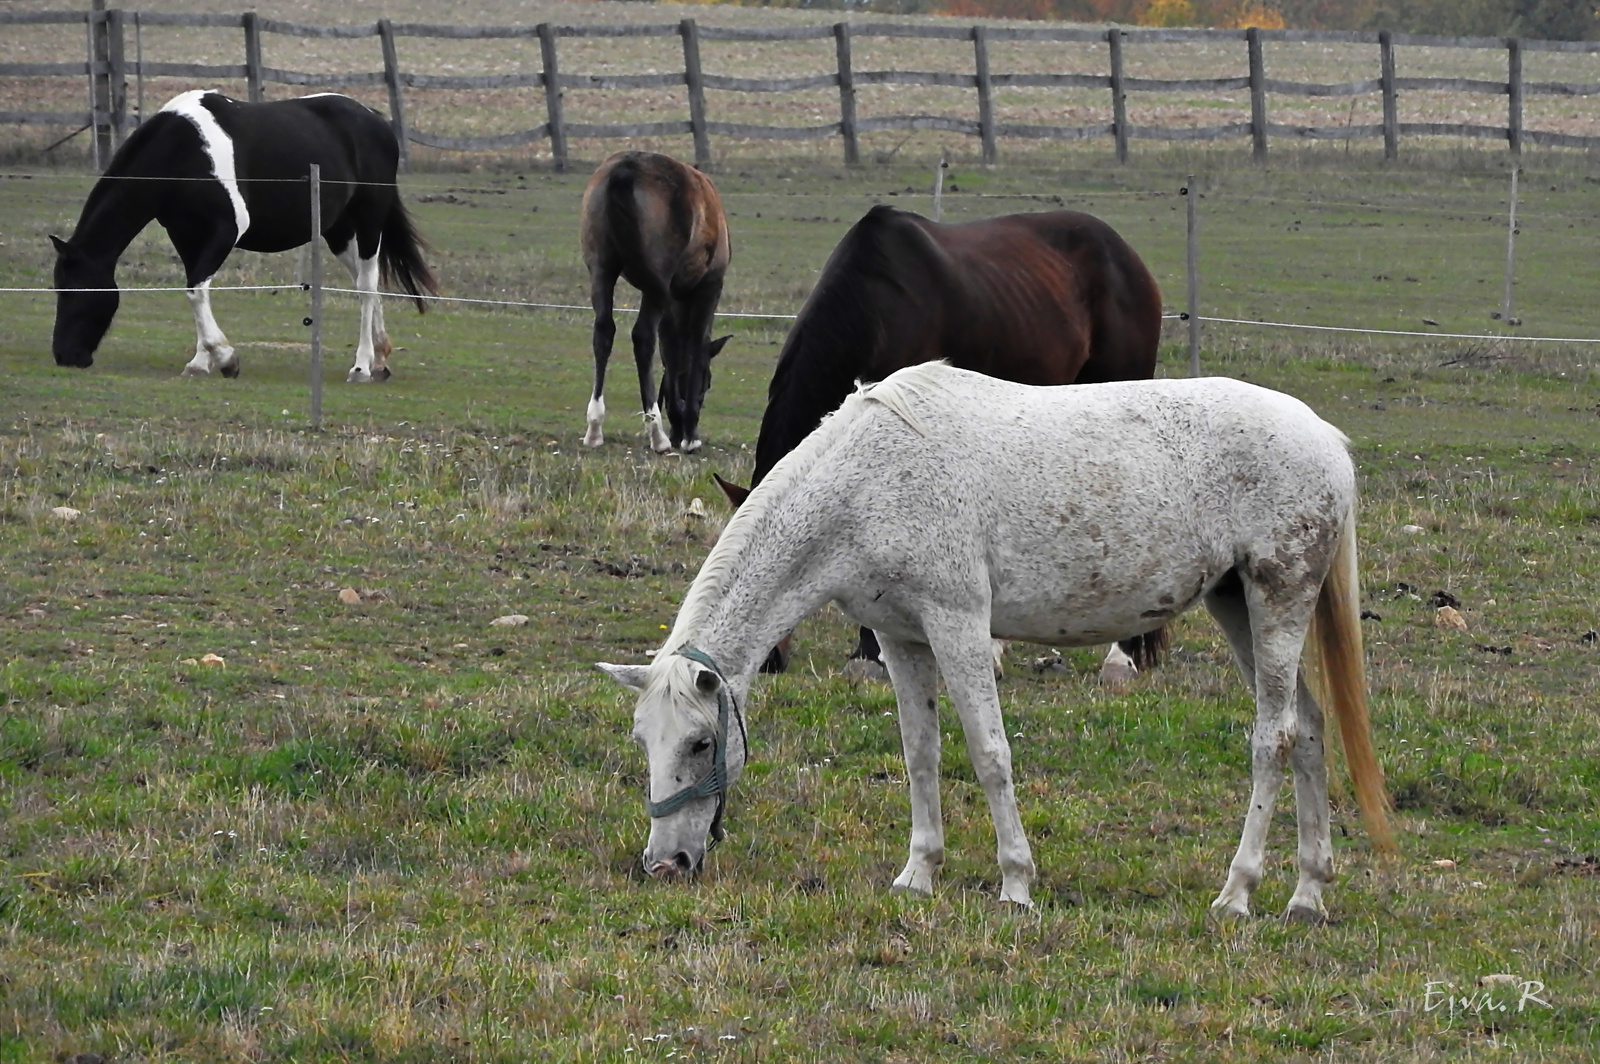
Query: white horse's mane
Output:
[[664, 362, 954, 657]]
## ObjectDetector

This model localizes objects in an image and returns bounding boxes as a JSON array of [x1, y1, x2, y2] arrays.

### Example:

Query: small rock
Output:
[[1360, 609, 1383, 621], [1433, 858, 1456, 869], [1428, 590, 1461, 609], [1400, 524, 1425, 535], [685, 497, 707, 518], [50, 506, 82, 521], [1477, 973, 1520, 988], [1435, 605, 1468, 631], [199, 653, 225, 667], [178, 658, 199, 666], [338, 587, 362, 605], [489, 614, 529, 627]]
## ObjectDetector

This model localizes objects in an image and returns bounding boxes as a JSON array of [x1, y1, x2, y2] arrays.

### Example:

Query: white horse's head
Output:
[[599, 649, 747, 877]]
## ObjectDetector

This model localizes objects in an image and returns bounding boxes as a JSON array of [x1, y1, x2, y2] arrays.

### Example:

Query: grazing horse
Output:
[[580, 151, 731, 454], [603, 363, 1394, 915], [51, 90, 436, 382], [716, 205, 1164, 678]]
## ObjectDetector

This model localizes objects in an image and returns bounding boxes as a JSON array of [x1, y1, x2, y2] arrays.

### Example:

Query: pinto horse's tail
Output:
[[380, 197, 438, 313], [1306, 505, 1395, 853]]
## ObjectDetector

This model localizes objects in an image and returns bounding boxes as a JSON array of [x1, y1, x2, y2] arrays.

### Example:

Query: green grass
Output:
[[2, 153, 1599, 1061]]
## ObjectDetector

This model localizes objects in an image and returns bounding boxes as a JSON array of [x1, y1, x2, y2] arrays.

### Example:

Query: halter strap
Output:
[[643, 646, 746, 846]]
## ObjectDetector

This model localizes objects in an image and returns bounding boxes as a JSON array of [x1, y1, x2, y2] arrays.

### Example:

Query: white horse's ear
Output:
[[692, 665, 721, 695], [597, 662, 651, 691]]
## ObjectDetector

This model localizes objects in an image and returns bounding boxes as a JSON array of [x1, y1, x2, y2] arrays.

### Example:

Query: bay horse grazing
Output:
[[580, 151, 731, 454], [51, 90, 436, 382], [716, 205, 1164, 679], [603, 363, 1394, 916]]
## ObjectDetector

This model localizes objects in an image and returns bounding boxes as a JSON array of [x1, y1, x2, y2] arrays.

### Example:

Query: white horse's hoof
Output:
[[891, 871, 935, 896], [1209, 898, 1251, 920], [998, 883, 1035, 908], [180, 364, 210, 377]]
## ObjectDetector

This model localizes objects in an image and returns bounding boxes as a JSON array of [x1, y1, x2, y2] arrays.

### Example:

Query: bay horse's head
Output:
[[50, 234, 118, 368], [661, 334, 731, 453], [599, 648, 747, 877]]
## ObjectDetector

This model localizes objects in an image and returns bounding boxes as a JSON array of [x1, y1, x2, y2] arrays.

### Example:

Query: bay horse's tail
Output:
[[1122, 627, 1169, 671], [380, 197, 438, 313], [1305, 505, 1395, 853]]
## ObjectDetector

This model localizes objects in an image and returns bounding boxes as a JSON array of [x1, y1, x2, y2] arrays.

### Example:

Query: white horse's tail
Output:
[[1305, 505, 1396, 853]]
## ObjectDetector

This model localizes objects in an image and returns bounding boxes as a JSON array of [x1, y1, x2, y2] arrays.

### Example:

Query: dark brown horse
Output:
[[580, 151, 732, 454], [718, 205, 1165, 676]]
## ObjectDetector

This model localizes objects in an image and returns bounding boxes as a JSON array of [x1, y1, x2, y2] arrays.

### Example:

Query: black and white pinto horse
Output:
[[52, 90, 436, 381], [604, 364, 1394, 916]]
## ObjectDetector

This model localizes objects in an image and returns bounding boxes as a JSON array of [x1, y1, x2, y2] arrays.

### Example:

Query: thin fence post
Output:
[[1247, 26, 1267, 161], [1184, 175, 1200, 377], [1501, 165, 1519, 325], [1380, 29, 1398, 161], [107, 8, 126, 149], [933, 152, 947, 221], [834, 22, 858, 166], [538, 23, 567, 173], [133, 11, 143, 129], [973, 25, 996, 166], [1507, 37, 1523, 156], [1108, 28, 1128, 164], [379, 18, 409, 172], [90, 0, 109, 166], [308, 164, 324, 431], [243, 12, 264, 103], [680, 19, 711, 168]]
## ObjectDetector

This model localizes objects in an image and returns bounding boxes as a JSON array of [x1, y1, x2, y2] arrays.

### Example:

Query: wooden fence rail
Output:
[[5, 9, 1600, 170]]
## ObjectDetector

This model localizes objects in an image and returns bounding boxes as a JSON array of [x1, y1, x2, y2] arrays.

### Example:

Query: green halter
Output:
[[644, 647, 746, 845]]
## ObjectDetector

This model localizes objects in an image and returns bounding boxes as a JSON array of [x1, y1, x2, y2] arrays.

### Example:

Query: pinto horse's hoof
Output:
[[219, 362, 240, 379], [375, 365, 392, 382], [346, 367, 372, 383]]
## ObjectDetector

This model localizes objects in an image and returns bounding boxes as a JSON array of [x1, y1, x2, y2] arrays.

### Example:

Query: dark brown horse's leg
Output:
[[583, 267, 619, 448], [633, 291, 671, 453]]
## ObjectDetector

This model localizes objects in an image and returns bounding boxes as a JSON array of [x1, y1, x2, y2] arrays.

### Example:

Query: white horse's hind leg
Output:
[[1285, 681, 1335, 921], [342, 246, 387, 383], [1205, 577, 1313, 918], [877, 635, 945, 896], [928, 612, 1035, 906], [181, 279, 237, 377]]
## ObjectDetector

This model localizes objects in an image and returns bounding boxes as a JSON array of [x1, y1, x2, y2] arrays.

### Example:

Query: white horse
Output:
[[601, 363, 1393, 916]]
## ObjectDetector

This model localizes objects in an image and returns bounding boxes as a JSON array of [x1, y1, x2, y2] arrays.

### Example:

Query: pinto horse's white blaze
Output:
[[335, 241, 392, 382], [180, 279, 237, 376], [602, 364, 1394, 913], [160, 90, 251, 242]]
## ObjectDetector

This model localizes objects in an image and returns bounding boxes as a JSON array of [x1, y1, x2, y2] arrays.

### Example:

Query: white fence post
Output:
[[1185, 175, 1200, 377], [308, 163, 324, 430]]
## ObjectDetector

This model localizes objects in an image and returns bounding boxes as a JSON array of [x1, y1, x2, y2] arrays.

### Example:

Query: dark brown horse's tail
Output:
[[380, 197, 439, 313], [1120, 627, 1169, 671]]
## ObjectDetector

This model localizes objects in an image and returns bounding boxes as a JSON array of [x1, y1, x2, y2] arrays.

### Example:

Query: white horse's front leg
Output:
[[180, 279, 237, 377], [877, 634, 945, 896], [929, 613, 1035, 907], [340, 246, 388, 383]]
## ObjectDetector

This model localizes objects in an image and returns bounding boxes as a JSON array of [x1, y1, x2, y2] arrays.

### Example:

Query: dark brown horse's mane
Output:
[[753, 207, 907, 487]]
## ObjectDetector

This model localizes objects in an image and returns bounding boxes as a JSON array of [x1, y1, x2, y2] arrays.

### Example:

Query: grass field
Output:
[[3, 128, 1600, 1064]]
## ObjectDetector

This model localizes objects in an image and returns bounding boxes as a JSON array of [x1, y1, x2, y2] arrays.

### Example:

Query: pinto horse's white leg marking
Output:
[[645, 403, 672, 454], [180, 279, 236, 377], [583, 395, 606, 448], [159, 90, 250, 241], [341, 245, 387, 383], [878, 635, 945, 896], [681, 436, 704, 455], [1099, 643, 1138, 686], [927, 610, 1035, 907]]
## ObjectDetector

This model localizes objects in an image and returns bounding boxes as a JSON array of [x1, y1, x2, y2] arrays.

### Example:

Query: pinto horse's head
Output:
[[661, 334, 731, 453], [50, 235, 118, 368], [599, 649, 747, 878]]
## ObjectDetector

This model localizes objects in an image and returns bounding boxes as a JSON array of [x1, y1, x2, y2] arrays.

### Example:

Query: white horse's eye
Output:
[[689, 738, 712, 755]]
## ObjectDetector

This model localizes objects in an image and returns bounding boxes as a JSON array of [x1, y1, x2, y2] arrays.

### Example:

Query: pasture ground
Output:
[[2, 151, 1599, 1061]]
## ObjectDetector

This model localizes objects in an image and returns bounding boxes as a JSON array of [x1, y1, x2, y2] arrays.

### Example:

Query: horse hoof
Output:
[[843, 658, 889, 684], [219, 362, 240, 379], [375, 366, 391, 382], [1285, 903, 1329, 926], [180, 364, 210, 377], [680, 439, 703, 455], [581, 429, 604, 448], [346, 368, 371, 383], [1099, 660, 1137, 689]]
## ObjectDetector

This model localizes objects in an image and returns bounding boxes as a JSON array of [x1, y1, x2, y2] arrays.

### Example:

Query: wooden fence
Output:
[[6, 8, 1600, 171]]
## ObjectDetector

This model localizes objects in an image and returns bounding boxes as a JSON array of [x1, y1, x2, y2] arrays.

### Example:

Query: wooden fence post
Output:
[[1507, 37, 1523, 155], [1184, 176, 1200, 377], [1108, 28, 1128, 164], [1247, 26, 1267, 161], [538, 23, 567, 173], [973, 25, 996, 165], [133, 11, 143, 128], [1380, 29, 1398, 161], [107, 8, 126, 149], [681, 19, 711, 168], [90, 0, 110, 165], [308, 163, 324, 431], [378, 18, 409, 172], [834, 22, 859, 166], [243, 12, 264, 103], [1501, 165, 1519, 324]]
